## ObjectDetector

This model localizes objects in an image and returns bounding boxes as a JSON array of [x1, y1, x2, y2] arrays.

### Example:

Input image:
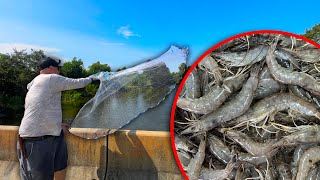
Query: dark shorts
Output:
[[17, 131, 68, 180]]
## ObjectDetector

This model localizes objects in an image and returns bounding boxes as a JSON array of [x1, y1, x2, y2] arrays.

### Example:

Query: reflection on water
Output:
[[63, 89, 175, 132]]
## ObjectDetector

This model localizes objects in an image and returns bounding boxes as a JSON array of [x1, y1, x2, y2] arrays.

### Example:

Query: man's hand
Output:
[[89, 72, 103, 81], [61, 123, 70, 134]]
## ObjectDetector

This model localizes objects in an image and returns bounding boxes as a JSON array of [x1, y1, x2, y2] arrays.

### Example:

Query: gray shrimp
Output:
[[291, 145, 310, 179], [284, 48, 320, 63], [288, 85, 310, 102], [177, 150, 192, 169], [266, 41, 320, 96], [207, 134, 232, 164], [277, 162, 292, 180], [198, 158, 236, 180], [177, 72, 248, 114], [273, 126, 320, 147], [274, 48, 300, 69], [254, 66, 286, 99], [306, 165, 318, 180], [174, 133, 196, 153], [237, 148, 278, 167], [212, 45, 269, 67], [230, 93, 320, 127], [181, 65, 260, 134], [185, 68, 201, 99], [224, 130, 275, 156], [198, 55, 223, 84], [186, 136, 206, 180], [296, 146, 320, 180]]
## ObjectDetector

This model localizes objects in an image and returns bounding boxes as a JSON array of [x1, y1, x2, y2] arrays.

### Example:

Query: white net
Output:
[[70, 45, 188, 139]]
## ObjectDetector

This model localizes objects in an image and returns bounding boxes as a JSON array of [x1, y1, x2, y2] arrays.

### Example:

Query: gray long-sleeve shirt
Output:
[[19, 74, 92, 137]]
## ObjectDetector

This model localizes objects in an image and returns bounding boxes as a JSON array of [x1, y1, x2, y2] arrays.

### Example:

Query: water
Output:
[[63, 89, 177, 132]]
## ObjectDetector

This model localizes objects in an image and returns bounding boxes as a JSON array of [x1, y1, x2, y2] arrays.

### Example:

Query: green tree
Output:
[[303, 23, 320, 42], [87, 61, 111, 75], [60, 57, 87, 78], [0, 49, 45, 118], [116, 67, 127, 72]]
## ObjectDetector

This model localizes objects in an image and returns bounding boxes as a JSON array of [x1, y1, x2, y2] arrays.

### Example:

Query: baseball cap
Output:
[[38, 56, 63, 70]]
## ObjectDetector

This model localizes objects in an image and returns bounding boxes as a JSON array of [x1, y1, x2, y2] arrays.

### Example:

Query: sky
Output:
[[0, 0, 320, 70]]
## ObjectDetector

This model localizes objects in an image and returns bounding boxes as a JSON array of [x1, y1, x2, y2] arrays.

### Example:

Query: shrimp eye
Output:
[[309, 160, 313, 163]]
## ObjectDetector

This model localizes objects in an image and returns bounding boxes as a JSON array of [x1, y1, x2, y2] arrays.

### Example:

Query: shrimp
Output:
[[185, 68, 201, 99], [181, 65, 260, 134], [231, 93, 320, 129], [272, 126, 320, 147], [266, 41, 320, 96], [306, 165, 317, 180], [198, 55, 223, 84], [198, 158, 236, 180], [277, 162, 292, 180], [296, 146, 320, 180], [288, 85, 310, 102], [177, 72, 248, 114], [174, 133, 196, 153], [186, 135, 206, 180], [274, 48, 300, 69], [177, 150, 192, 169], [224, 130, 275, 156], [254, 67, 285, 99], [207, 134, 232, 164], [212, 45, 269, 67], [237, 148, 278, 167], [284, 48, 320, 63]]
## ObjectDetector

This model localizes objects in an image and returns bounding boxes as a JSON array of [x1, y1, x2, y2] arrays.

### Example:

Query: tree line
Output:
[[1, 24, 319, 122], [0, 49, 124, 120]]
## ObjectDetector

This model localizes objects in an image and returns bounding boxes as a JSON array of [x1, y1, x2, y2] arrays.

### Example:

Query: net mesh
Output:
[[69, 45, 188, 139]]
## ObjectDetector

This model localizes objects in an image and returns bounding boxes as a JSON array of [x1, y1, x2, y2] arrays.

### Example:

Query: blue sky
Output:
[[0, 0, 320, 70]]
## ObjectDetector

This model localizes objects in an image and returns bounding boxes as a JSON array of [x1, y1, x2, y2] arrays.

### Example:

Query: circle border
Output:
[[169, 29, 320, 180]]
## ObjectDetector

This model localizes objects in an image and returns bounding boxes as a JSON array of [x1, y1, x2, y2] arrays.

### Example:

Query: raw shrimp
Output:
[[212, 45, 269, 67], [284, 48, 320, 63], [272, 126, 320, 147], [177, 73, 248, 114], [185, 68, 201, 99], [254, 67, 285, 99], [231, 93, 320, 128], [266, 41, 320, 96], [181, 65, 259, 134], [277, 162, 292, 180], [198, 158, 236, 180], [296, 146, 320, 180], [236, 148, 278, 167], [224, 130, 275, 156], [207, 134, 232, 164], [186, 136, 206, 180], [174, 133, 196, 153], [306, 165, 317, 180], [198, 55, 223, 84]]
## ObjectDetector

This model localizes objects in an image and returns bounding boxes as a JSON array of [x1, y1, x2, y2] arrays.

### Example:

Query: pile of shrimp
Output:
[[174, 34, 320, 180]]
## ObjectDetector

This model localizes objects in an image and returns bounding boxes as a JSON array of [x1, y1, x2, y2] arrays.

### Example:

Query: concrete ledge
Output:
[[0, 126, 107, 180], [0, 126, 182, 180], [107, 130, 182, 179]]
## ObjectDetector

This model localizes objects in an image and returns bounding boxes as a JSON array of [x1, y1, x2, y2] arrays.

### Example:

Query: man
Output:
[[17, 56, 98, 180]]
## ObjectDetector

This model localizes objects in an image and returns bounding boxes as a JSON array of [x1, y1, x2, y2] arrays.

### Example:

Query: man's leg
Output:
[[17, 137, 56, 180], [54, 131, 68, 180]]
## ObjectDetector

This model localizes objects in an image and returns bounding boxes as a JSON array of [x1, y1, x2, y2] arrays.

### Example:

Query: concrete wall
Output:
[[0, 126, 182, 180]]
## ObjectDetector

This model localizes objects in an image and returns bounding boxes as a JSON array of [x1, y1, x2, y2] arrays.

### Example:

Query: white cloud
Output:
[[0, 43, 60, 54], [117, 25, 141, 39]]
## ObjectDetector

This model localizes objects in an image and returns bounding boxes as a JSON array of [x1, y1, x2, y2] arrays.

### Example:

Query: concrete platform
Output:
[[0, 126, 182, 180]]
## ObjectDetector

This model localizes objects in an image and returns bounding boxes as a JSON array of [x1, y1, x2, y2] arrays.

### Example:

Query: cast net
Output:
[[69, 45, 188, 139]]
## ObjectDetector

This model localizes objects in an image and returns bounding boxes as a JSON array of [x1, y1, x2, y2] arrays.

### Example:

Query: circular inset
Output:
[[171, 30, 320, 180]]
